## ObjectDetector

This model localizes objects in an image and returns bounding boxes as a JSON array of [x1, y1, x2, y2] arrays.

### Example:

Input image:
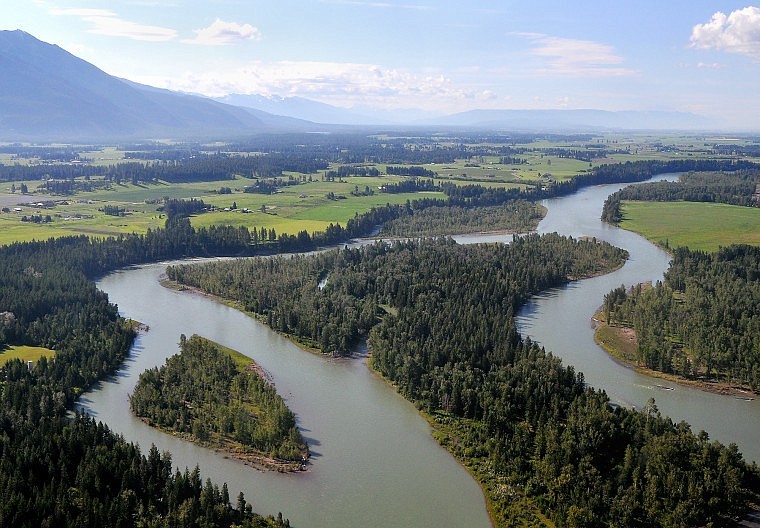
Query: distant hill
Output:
[[0, 30, 313, 141], [216, 93, 384, 125], [0, 30, 715, 139], [424, 108, 712, 131]]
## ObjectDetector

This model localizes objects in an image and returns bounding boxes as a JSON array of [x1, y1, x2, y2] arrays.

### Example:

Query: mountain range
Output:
[[0, 29, 713, 141]]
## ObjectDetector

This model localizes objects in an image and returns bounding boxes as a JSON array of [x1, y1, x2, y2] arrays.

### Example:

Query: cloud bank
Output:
[[50, 7, 177, 41], [137, 61, 496, 110], [690, 6, 760, 58]]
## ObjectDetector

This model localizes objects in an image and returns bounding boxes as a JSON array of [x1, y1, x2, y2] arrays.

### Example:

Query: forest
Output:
[[131, 334, 306, 464], [167, 235, 628, 357], [601, 245, 760, 390], [167, 236, 759, 526], [378, 201, 544, 237], [0, 226, 289, 526], [601, 169, 760, 223]]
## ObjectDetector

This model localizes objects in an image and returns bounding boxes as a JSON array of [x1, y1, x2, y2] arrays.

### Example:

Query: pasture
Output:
[[619, 201, 760, 252]]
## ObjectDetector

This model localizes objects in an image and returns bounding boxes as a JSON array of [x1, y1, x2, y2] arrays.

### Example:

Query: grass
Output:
[[205, 337, 254, 371], [0, 345, 56, 367], [2, 134, 755, 248], [593, 320, 638, 363], [619, 201, 760, 252], [0, 173, 449, 244]]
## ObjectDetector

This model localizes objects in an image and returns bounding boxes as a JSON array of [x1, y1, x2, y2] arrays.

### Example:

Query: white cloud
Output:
[[133, 60, 497, 111], [183, 19, 261, 46], [690, 6, 760, 58], [50, 7, 177, 41], [321, 1, 432, 11], [516, 33, 635, 77]]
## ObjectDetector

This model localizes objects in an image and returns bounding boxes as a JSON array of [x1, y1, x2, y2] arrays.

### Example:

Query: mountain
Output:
[[425, 109, 712, 131], [215, 94, 385, 125], [216, 94, 711, 131], [0, 30, 714, 139], [0, 30, 312, 141]]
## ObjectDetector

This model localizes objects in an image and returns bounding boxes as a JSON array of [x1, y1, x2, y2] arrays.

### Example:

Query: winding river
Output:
[[82, 174, 759, 528]]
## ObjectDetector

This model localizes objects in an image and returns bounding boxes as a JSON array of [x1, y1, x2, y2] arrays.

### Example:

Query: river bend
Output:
[[82, 174, 759, 528]]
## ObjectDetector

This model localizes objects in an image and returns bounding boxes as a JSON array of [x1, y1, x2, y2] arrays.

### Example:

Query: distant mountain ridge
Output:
[[0, 29, 714, 140], [422, 108, 712, 131], [0, 30, 313, 140]]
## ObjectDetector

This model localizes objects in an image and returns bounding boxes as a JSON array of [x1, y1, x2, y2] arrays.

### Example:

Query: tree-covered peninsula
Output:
[[131, 334, 307, 470], [167, 235, 760, 526], [599, 244, 760, 393]]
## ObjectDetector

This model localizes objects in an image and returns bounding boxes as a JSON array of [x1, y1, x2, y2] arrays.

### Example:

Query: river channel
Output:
[[82, 174, 759, 528], [513, 175, 760, 464]]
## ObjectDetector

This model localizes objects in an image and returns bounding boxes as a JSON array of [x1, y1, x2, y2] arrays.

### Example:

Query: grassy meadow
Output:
[[0, 345, 56, 367], [619, 201, 760, 252]]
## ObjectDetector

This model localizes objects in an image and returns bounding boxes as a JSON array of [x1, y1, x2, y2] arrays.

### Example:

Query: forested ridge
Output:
[[601, 169, 760, 223], [602, 245, 760, 390], [167, 235, 759, 526], [131, 335, 307, 465]]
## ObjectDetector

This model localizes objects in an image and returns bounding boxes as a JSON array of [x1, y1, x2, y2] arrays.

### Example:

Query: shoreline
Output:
[[134, 416, 308, 473], [129, 313, 310, 473], [363, 357, 501, 528], [592, 311, 757, 399], [160, 275, 326, 357]]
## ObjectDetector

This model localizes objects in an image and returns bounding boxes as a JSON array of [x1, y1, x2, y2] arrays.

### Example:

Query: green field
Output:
[[2, 133, 757, 246], [620, 201, 760, 252], [0, 345, 56, 367], [0, 176, 445, 244]]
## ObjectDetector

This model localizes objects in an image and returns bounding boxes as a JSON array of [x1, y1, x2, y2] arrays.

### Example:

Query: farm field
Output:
[[619, 201, 760, 252], [1, 133, 758, 245], [0, 176, 444, 243]]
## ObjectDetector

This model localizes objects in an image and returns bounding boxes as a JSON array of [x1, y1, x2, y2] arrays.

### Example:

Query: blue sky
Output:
[[2, 1, 760, 129]]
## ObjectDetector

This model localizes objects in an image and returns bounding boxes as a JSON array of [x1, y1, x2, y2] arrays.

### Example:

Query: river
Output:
[[82, 174, 759, 528], [513, 175, 760, 464], [85, 266, 492, 528]]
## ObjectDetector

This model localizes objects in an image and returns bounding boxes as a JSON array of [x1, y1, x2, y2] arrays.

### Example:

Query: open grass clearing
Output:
[[0, 345, 56, 367], [619, 201, 760, 252]]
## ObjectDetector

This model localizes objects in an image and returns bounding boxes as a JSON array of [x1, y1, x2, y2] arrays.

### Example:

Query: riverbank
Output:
[[365, 355, 549, 528], [592, 311, 757, 399], [160, 275, 326, 356], [135, 416, 307, 472]]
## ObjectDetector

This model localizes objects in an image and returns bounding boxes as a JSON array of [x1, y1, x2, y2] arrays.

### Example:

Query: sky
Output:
[[2, 1, 760, 129]]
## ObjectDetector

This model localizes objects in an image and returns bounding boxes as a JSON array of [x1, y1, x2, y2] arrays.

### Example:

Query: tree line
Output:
[[379, 201, 544, 237], [602, 245, 759, 389], [167, 235, 758, 526]]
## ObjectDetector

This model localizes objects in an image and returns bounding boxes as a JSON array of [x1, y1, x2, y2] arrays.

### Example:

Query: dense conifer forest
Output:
[[131, 335, 307, 465], [167, 236, 760, 526], [0, 227, 289, 527], [602, 245, 760, 390], [378, 201, 544, 237]]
